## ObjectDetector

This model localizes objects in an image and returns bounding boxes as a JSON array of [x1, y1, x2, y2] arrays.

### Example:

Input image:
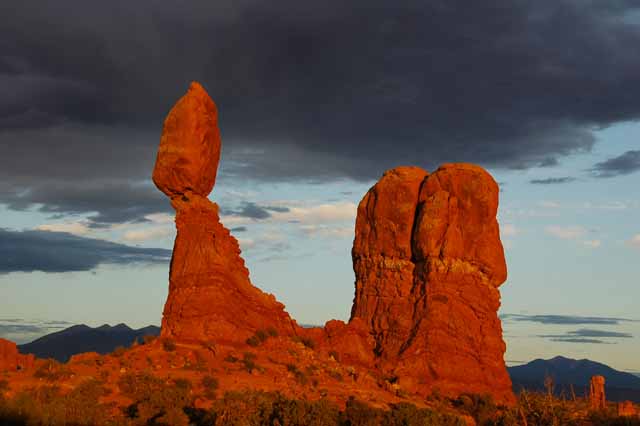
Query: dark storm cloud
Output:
[[3, 0, 640, 219], [590, 150, 640, 178], [529, 177, 576, 185], [501, 314, 637, 325], [0, 229, 171, 273], [1, 180, 171, 225]]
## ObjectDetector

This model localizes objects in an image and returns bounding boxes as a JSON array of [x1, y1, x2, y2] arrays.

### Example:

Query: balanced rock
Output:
[[350, 163, 513, 403], [153, 82, 221, 198], [153, 82, 297, 344]]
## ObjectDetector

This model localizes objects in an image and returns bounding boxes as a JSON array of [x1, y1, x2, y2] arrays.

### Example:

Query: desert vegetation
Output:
[[1, 382, 639, 426]]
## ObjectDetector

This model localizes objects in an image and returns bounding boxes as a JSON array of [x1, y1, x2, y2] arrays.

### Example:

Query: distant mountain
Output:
[[509, 356, 640, 402], [18, 323, 160, 362]]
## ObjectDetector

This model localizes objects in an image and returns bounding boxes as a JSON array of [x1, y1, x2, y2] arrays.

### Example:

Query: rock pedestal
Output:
[[350, 163, 513, 404]]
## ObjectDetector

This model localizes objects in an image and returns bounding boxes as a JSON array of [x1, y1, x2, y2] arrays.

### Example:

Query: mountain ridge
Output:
[[508, 356, 640, 402], [18, 323, 160, 362]]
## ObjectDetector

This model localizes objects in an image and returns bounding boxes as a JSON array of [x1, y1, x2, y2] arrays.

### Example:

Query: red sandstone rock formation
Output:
[[152, 82, 513, 404], [351, 164, 513, 404], [153, 82, 296, 344], [618, 401, 638, 417], [590, 375, 606, 410], [0, 338, 34, 371]]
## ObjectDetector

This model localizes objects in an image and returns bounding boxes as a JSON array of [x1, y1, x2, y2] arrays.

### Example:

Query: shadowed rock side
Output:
[[153, 82, 297, 344], [350, 163, 514, 404]]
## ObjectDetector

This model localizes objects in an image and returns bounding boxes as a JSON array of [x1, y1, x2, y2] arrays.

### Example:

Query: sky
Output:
[[0, 1, 639, 373]]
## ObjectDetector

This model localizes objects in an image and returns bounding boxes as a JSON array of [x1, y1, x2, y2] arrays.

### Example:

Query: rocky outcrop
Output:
[[350, 163, 513, 404], [152, 82, 512, 403], [590, 375, 606, 410], [0, 338, 34, 371], [153, 82, 296, 344], [618, 401, 638, 417]]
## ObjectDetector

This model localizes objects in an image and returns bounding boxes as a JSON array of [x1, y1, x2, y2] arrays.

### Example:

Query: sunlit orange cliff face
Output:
[[152, 82, 514, 404]]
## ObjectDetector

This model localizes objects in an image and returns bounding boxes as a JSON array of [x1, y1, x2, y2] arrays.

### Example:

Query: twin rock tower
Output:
[[152, 82, 514, 404]]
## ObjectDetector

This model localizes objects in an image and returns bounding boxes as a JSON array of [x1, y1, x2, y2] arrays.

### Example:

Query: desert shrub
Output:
[[328, 370, 344, 382], [246, 328, 277, 348], [255, 329, 268, 342], [391, 402, 465, 426], [201, 376, 219, 399], [173, 378, 192, 391], [118, 372, 192, 426], [286, 363, 309, 386], [514, 390, 573, 426], [224, 354, 239, 363], [292, 335, 316, 350], [341, 396, 386, 426], [271, 396, 340, 426], [33, 359, 73, 382], [242, 352, 261, 373], [162, 338, 177, 352], [0, 380, 112, 426], [588, 411, 640, 426], [246, 335, 261, 347], [112, 345, 127, 357], [329, 350, 340, 361], [453, 393, 498, 425]]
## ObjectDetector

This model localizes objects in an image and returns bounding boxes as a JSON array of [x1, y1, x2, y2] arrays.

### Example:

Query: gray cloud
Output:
[[231, 226, 248, 232], [591, 150, 640, 178], [0, 228, 171, 273], [548, 338, 612, 344], [530, 177, 576, 185], [223, 202, 291, 220], [0, 318, 74, 344], [501, 314, 636, 325], [539, 328, 633, 341], [2, 1, 640, 221]]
